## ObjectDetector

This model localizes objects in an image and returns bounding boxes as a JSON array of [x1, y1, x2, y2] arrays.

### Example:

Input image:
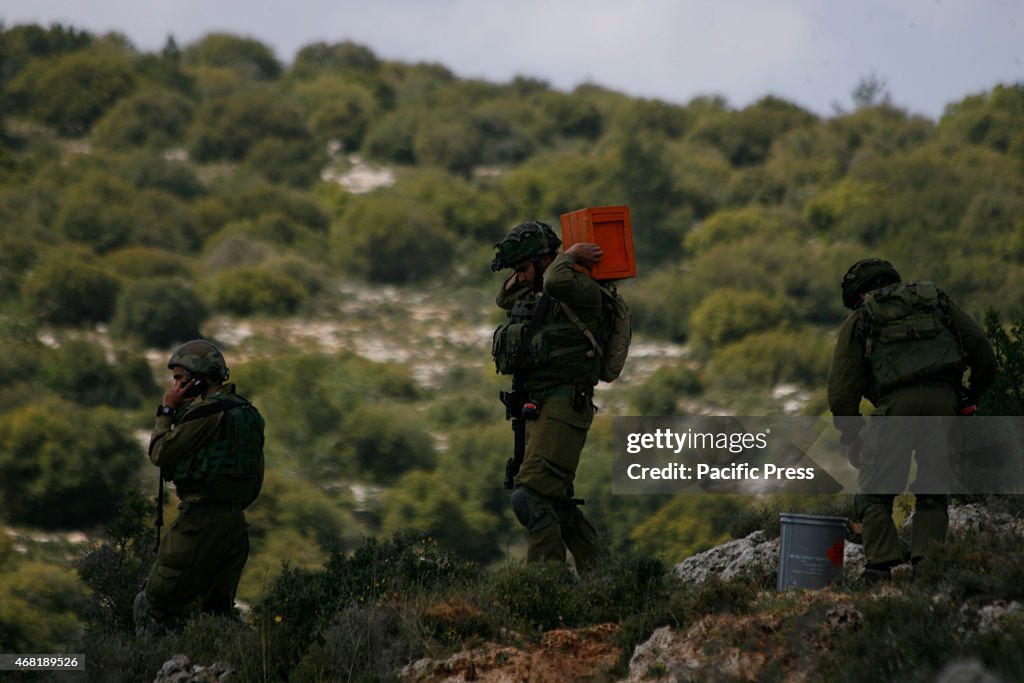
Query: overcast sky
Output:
[[3, 0, 1021, 120]]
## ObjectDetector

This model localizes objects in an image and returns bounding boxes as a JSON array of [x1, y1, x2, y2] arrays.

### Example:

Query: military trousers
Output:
[[856, 384, 957, 567], [144, 508, 249, 621], [513, 392, 606, 573]]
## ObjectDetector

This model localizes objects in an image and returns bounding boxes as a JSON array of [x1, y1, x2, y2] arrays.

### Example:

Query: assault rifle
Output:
[[499, 383, 534, 489]]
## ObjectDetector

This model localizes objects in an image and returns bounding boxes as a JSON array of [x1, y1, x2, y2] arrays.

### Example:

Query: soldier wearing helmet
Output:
[[491, 221, 608, 572], [828, 259, 996, 583], [134, 339, 265, 636]]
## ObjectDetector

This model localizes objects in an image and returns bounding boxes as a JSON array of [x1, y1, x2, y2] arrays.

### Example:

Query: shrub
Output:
[[8, 49, 137, 135], [182, 33, 281, 80], [0, 399, 141, 527], [188, 91, 312, 163], [20, 258, 120, 326], [709, 328, 832, 388], [112, 277, 208, 346], [629, 364, 702, 414], [689, 288, 785, 347], [0, 561, 85, 652], [39, 337, 157, 408], [346, 403, 436, 484], [92, 89, 194, 150], [100, 247, 191, 280], [243, 136, 326, 188], [72, 489, 155, 634], [331, 194, 452, 283], [205, 264, 308, 316]]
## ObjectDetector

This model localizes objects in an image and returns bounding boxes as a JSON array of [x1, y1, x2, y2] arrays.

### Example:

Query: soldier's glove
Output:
[[843, 437, 863, 469]]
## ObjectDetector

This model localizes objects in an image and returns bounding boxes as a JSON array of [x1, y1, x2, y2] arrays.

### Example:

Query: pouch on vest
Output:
[[860, 281, 966, 393]]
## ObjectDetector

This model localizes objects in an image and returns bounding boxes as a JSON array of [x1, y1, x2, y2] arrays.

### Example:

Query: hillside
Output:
[[1, 21, 1024, 681]]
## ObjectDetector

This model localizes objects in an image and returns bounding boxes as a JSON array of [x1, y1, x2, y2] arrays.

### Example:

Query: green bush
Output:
[[38, 337, 157, 408], [7, 48, 137, 135], [0, 561, 85, 652], [92, 89, 194, 150], [331, 194, 452, 283], [20, 258, 120, 325], [100, 247, 191, 280], [243, 136, 326, 188], [205, 264, 308, 316], [629, 364, 703, 414], [182, 33, 281, 80], [688, 288, 785, 347], [709, 328, 832, 388], [188, 91, 313, 162], [0, 399, 141, 527], [346, 402, 436, 484], [112, 277, 208, 346], [124, 154, 204, 200]]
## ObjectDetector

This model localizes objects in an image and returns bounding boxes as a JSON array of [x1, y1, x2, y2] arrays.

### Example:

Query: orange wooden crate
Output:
[[559, 205, 636, 280]]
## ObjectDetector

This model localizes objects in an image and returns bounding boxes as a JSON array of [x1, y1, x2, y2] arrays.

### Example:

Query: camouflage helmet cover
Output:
[[841, 258, 902, 309], [490, 221, 562, 272], [167, 339, 229, 381]]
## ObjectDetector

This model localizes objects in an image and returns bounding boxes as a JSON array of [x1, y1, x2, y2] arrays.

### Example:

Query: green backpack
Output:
[[560, 282, 632, 383], [170, 395, 266, 508], [859, 281, 966, 393]]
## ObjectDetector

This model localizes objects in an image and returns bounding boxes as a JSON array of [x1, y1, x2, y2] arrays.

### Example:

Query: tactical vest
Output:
[[858, 281, 966, 395], [170, 394, 266, 508], [492, 292, 601, 386]]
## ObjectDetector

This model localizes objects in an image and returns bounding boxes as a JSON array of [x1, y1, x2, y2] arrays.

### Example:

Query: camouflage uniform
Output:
[[135, 343, 261, 636], [828, 261, 996, 574], [495, 232, 608, 572]]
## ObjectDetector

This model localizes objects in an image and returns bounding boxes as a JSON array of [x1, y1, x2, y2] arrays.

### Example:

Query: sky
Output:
[[2, 0, 1022, 120]]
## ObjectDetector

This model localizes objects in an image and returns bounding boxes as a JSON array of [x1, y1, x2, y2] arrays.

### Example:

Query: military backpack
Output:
[[169, 394, 266, 508], [560, 282, 631, 383], [858, 281, 966, 393]]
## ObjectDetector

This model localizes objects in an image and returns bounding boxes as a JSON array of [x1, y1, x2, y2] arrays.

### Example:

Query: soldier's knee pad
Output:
[[511, 487, 557, 534]]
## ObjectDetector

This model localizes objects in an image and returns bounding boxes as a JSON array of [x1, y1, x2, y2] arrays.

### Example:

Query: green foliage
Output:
[[193, 183, 330, 239], [689, 287, 786, 347], [112, 277, 208, 346], [629, 364, 702, 414], [38, 337, 157, 408], [123, 154, 205, 200], [0, 398, 141, 527], [940, 84, 1024, 153], [182, 33, 281, 80], [0, 561, 85, 652], [92, 89, 194, 150], [362, 110, 419, 163], [8, 48, 137, 136], [100, 246, 192, 280], [629, 495, 746, 560], [981, 311, 1024, 415], [0, 23, 93, 88], [413, 114, 483, 175], [346, 403, 436, 484], [243, 135, 326, 188], [20, 257, 121, 325], [72, 489, 155, 634], [188, 91, 313, 163], [331, 193, 453, 283], [710, 328, 832, 388], [304, 79, 378, 151], [291, 40, 381, 79], [205, 264, 309, 316], [689, 96, 817, 167]]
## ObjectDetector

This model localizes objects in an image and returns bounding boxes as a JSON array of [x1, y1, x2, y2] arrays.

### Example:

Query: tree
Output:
[[92, 89, 194, 150], [182, 33, 281, 80], [331, 194, 452, 283], [188, 91, 314, 162], [0, 399, 141, 527], [7, 48, 137, 136], [20, 258, 120, 326], [112, 277, 208, 346]]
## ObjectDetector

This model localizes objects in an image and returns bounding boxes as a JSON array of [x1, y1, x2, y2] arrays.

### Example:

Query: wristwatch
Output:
[[156, 404, 175, 417]]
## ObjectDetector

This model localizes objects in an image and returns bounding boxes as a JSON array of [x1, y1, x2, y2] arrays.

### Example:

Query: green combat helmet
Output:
[[167, 339, 229, 381], [841, 258, 901, 310], [490, 221, 562, 272]]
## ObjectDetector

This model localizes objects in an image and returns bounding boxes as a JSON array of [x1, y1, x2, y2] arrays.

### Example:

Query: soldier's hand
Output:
[[844, 438, 863, 469], [566, 242, 603, 266], [163, 377, 194, 409]]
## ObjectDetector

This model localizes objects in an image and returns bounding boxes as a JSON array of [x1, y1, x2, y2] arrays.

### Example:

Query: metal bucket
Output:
[[777, 513, 847, 590]]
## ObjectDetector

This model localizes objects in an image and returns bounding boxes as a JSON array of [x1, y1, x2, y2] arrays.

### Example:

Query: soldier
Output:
[[134, 340, 265, 636], [491, 221, 609, 572], [828, 259, 996, 583]]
